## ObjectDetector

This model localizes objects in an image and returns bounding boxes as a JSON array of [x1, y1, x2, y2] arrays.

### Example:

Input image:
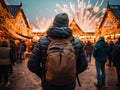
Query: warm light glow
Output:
[[33, 17, 53, 33], [32, 28, 47, 33], [33, 36, 40, 41]]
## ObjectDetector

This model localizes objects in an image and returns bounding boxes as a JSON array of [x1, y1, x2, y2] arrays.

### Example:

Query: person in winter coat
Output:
[[27, 13, 88, 90], [84, 41, 94, 63], [9, 38, 17, 73], [107, 41, 114, 67], [93, 36, 109, 88], [21, 41, 27, 59], [0, 40, 14, 87], [112, 37, 120, 87], [16, 42, 22, 63]]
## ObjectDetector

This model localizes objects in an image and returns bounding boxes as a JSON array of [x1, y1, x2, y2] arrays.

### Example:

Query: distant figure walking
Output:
[[9, 38, 17, 73], [16, 42, 22, 63], [93, 36, 109, 88], [0, 40, 14, 87], [112, 37, 120, 87], [84, 41, 94, 63], [21, 40, 27, 59], [107, 41, 114, 67]]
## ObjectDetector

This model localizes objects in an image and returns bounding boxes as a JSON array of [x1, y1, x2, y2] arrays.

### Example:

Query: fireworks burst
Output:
[[34, 17, 53, 32], [55, 0, 106, 32]]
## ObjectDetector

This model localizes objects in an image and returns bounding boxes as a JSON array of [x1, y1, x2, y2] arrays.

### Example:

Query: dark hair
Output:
[[99, 36, 105, 41], [118, 37, 120, 41], [9, 38, 16, 47], [1, 40, 8, 47]]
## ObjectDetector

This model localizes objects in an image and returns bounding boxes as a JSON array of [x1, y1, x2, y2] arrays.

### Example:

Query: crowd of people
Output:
[[0, 35, 120, 89], [0, 39, 27, 87], [0, 12, 120, 90], [83, 36, 120, 89]]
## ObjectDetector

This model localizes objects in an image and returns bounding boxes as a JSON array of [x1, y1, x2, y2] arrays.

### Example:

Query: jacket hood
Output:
[[98, 40, 108, 48], [47, 27, 72, 39]]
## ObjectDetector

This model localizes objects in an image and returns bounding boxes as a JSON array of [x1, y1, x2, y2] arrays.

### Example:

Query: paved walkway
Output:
[[0, 57, 119, 90]]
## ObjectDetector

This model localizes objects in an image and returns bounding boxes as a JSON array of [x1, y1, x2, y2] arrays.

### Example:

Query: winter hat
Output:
[[53, 13, 69, 27], [99, 36, 105, 41]]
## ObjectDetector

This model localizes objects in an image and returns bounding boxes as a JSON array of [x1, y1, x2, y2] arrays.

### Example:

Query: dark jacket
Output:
[[27, 27, 88, 84], [10, 43, 17, 63], [112, 40, 120, 67], [93, 40, 109, 63], [109, 41, 114, 53], [84, 41, 94, 55], [0, 47, 12, 65]]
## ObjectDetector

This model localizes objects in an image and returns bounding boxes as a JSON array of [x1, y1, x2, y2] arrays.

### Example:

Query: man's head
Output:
[[1, 40, 8, 47], [53, 13, 69, 27], [98, 36, 105, 41]]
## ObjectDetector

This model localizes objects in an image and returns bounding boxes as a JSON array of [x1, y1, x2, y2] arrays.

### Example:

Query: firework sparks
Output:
[[55, 0, 105, 32], [33, 17, 53, 32]]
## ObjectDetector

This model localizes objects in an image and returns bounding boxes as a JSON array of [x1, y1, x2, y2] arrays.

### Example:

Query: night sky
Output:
[[6, 0, 120, 26]]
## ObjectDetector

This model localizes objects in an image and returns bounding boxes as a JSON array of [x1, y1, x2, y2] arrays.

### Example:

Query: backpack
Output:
[[45, 37, 76, 85]]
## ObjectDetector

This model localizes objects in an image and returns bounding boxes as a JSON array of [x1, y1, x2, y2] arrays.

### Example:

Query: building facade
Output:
[[0, 0, 32, 40], [96, 2, 120, 41]]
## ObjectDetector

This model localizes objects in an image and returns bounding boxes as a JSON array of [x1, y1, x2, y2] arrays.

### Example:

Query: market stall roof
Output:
[[1, 27, 32, 40], [6, 3, 30, 28]]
